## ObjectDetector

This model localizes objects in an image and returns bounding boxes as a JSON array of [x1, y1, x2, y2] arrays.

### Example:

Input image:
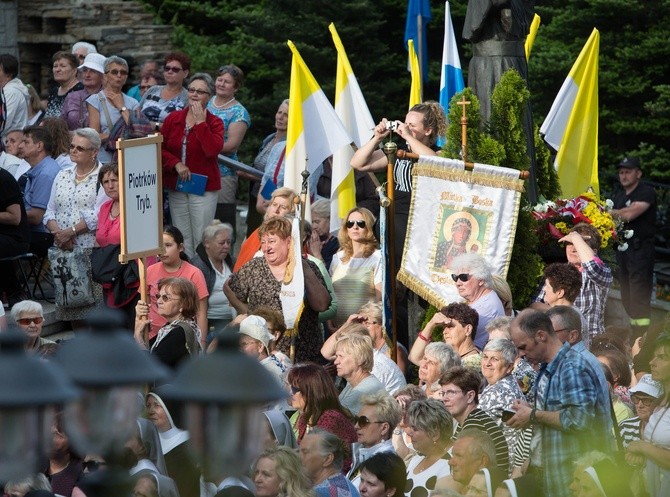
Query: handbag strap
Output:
[[272, 146, 286, 184], [609, 394, 624, 452], [98, 92, 114, 131]]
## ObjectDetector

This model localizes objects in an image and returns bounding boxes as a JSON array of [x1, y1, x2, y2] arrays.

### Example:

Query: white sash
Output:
[[280, 215, 304, 333]]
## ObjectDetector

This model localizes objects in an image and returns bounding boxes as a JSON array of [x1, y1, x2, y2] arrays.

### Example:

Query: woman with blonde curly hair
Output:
[[253, 446, 315, 497], [329, 207, 381, 328]]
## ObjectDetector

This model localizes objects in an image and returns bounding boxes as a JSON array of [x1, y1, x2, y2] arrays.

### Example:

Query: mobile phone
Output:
[[501, 409, 516, 422]]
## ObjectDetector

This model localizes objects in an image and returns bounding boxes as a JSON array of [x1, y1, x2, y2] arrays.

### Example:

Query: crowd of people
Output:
[[0, 42, 667, 497]]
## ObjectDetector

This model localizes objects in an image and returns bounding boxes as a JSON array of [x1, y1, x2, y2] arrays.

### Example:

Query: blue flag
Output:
[[437, 1, 464, 146], [404, 0, 432, 83]]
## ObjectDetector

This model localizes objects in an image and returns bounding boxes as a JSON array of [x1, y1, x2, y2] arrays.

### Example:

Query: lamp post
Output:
[[160, 333, 287, 485], [52, 309, 169, 496], [0, 327, 78, 481]]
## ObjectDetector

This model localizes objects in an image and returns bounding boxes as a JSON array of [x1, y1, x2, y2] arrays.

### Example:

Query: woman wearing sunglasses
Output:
[[134, 276, 202, 369], [161, 73, 224, 258], [87, 55, 139, 164], [140, 52, 191, 129], [329, 207, 381, 330], [449, 253, 505, 350], [348, 392, 402, 488], [10, 300, 57, 357]]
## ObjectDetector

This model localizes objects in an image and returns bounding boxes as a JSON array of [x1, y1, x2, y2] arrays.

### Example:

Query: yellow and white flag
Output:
[[408, 39, 422, 109], [328, 23, 376, 232], [540, 28, 599, 197], [285, 41, 352, 197]]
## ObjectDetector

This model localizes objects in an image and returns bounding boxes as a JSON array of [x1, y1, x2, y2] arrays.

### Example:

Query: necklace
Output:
[[211, 96, 236, 109], [75, 162, 97, 183], [460, 347, 478, 358]]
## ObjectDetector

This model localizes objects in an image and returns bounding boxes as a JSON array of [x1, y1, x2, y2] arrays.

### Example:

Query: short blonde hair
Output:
[[335, 332, 374, 373]]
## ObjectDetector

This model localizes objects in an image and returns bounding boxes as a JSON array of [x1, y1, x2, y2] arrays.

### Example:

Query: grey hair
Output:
[[189, 72, 215, 96], [485, 316, 512, 338], [450, 253, 494, 288], [546, 305, 585, 342], [360, 391, 402, 435], [407, 399, 453, 445], [308, 428, 344, 470], [359, 300, 382, 323], [310, 198, 331, 219], [281, 99, 289, 107], [425, 342, 461, 374], [458, 428, 497, 467], [4, 473, 52, 495], [72, 41, 97, 55], [202, 219, 233, 243], [483, 338, 517, 366], [104, 55, 129, 72], [10, 300, 44, 321], [74, 127, 102, 150]]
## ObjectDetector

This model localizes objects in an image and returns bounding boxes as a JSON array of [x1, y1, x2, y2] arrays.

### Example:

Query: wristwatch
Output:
[[121, 106, 128, 112]]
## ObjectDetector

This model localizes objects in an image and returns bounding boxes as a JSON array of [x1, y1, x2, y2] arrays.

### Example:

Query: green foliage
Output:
[[534, 126, 562, 200], [489, 69, 530, 171]]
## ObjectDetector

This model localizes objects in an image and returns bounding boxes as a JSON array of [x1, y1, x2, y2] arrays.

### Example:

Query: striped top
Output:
[[618, 416, 642, 448]]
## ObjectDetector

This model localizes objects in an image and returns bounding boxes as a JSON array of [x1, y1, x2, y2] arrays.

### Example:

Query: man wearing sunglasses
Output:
[[10, 299, 57, 357]]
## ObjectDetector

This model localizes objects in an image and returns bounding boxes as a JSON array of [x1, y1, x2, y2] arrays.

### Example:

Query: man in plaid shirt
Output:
[[506, 309, 614, 497]]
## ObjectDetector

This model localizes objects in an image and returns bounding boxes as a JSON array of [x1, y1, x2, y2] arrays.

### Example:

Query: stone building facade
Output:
[[4, 0, 173, 93]]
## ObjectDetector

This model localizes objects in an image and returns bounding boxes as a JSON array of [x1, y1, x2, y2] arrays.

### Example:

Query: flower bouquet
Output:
[[530, 190, 633, 252]]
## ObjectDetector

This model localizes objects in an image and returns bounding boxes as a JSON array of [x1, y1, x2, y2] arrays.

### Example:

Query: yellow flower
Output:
[[555, 222, 570, 233]]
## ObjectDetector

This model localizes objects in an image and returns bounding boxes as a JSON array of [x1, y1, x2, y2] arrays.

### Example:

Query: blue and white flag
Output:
[[437, 1, 464, 146]]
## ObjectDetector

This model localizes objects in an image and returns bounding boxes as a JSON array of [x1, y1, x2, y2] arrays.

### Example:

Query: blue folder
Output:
[[176, 173, 207, 196]]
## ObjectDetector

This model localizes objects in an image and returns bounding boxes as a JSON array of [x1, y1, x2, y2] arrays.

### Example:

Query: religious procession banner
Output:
[[397, 155, 524, 308]]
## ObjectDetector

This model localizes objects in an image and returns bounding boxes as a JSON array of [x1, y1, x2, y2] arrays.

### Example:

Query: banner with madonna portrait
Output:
[[397, 155, 525, 308]]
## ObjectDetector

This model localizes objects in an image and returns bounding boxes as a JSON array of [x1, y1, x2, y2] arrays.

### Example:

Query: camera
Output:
[[501, 409, 517, 422], [385, 121, 398, 132]]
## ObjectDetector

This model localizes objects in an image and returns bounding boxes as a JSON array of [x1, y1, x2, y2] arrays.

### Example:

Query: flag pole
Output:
[[417, 14, 424, 100], [382, 139, 398, 362], [290, 160, 310, 364], [396, 150, 530, 179]]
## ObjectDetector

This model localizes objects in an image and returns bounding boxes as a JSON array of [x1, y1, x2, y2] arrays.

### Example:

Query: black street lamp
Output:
[[52, 310, 169, 458], [0, 327, 78, 481], [160, 333, 287, 484]]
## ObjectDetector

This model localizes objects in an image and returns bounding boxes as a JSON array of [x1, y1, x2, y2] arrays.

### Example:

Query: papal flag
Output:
[[285, 41, 352, 195], [408, 39, 422, 109], [525, 14, 541, 60], [328, 23, 376, 232], [540, 28, 600, 197]]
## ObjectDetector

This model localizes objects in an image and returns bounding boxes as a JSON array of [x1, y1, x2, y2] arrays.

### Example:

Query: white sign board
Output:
[[118, 135, 164, 262]]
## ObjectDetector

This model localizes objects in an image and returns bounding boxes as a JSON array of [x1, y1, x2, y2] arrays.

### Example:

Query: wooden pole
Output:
[[457, 95, 471, 163], [382, 141, 398, 363], [396, 150, 531, 180]]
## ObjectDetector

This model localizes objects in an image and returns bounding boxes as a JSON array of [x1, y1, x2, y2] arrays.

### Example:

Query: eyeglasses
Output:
[[290, 385, 301, 394], [553, 327, 571, 334], [346, 220, 366, 229], [187, 87, 211, 96], [76, 54, 86, 61], [106, 69, 128, 76], [354, 415, 385, 428], [70, 144, 93, 152], [451, 273, 471, 282], [440, 389, 463, 398], [631, 394, 657, 407], [164, 65, 183, 73], [154, 293, 179, 303], [83, 460, 106, 472], [17, 316, 44, 326]]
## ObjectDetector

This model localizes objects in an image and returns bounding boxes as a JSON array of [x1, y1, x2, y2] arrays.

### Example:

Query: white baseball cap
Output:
[[629, 374, 663, 399]]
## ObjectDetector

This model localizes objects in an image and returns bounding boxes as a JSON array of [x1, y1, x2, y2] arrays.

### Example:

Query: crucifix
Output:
[[457, 95, 471, 164]]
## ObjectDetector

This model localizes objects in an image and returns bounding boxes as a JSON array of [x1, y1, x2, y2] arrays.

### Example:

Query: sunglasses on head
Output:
[[17, 316, 44, 326], [451, 273, 471, 282], [346, 220, 366, 229], [354, 415, 384, 428]]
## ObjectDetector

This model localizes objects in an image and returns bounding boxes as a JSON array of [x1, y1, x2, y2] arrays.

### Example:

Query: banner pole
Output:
[[383, 140, 398, 363]]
